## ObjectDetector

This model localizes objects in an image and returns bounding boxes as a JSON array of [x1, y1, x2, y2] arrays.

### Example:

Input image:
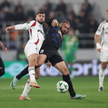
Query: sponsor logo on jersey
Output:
[[40, 49, 44, 53]]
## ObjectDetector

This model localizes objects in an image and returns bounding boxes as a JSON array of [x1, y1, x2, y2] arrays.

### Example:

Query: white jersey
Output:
[[15, 20, 45, 57], [95, 20, 108, 50], [15, 20, 45, 43]]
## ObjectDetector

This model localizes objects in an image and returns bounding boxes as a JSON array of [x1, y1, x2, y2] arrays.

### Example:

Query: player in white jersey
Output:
[[94, 10, 108, 91], [5, 11, 45, 88]]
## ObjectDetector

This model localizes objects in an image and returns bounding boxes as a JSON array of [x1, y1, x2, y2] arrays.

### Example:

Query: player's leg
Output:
[[50, 53, 86, 99], [54, 61, 86, 99], [0, 58, 5, 77], [10, 54, 47, 89], [19, 67, 40, 100], [27, 53, 40, 88], [99, 62, 107, 91], [10, 65, 31, 89], [99, 50, 108, 91]]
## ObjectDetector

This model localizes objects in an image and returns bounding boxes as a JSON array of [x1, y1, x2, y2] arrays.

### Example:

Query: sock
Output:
[[99, 68, 105, 87], [21, 79, 31, 97], [62, 74, 76, 97], [16, 65, 38, 80], [28, 67, 35, 82], [16, 66, 29, 80]]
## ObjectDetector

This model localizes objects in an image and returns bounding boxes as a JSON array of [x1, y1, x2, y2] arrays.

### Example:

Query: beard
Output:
[[38, 20, 44, 24]]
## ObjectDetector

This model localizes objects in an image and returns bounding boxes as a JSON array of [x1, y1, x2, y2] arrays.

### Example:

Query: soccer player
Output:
[[5, 11, 45, 88], [11, 19, 86, 100], [61, 28, 78, 78], [0, 31, 8, 77], [94, 10, 108, 91]]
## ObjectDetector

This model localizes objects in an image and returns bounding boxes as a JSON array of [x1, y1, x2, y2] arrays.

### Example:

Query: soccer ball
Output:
[[56, 81, 69, 93]]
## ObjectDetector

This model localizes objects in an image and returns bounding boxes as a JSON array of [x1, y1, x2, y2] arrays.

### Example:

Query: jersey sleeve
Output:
[[15, 20, 36, 30], [95, 22, 104, 36], [45, 18, 55, 26]]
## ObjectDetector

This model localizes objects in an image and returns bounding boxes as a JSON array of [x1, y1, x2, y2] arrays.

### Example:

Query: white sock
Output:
[[21, 79, 31, 97], [99, 68, 105, 87], [28, 67, 35, 82]]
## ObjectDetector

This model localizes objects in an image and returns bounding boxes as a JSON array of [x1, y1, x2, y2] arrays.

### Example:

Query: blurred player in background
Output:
[[0, 31, 8, 77], [61, 28, 78, 78], [5, 11, 45, 88], [94, 10, 108, 91]]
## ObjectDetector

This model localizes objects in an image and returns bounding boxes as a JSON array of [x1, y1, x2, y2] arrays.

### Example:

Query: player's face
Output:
[[36, 13, 45, 24], [61, 22, 70, 34], [106, 11, 108, 20]]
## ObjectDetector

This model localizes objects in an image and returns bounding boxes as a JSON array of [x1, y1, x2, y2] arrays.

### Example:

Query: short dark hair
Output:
[[61, 20, 70, 25], [36, 11, 45, 15]]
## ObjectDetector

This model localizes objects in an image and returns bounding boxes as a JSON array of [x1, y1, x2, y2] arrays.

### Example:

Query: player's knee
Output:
[[36, 62, 42, 67], [0, 66, 5, 77], [101, 63, 107, 69], [29, 58, 37, 65], [62, 67, 69, 75]]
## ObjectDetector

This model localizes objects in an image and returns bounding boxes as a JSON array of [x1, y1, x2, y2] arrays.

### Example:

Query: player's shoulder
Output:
[[100, 20, 107, 25], [26, 20, 36, 25]]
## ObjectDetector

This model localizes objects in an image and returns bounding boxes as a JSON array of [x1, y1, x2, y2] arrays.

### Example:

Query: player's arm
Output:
[[5, 22, 29, 33], [94, 22, 103, 52], [0, 31, 8, 52], [45, 59, 52, 68], [45, 18, 58, 27], [94, 34, 101, 52], [0, 41, 8, 52]]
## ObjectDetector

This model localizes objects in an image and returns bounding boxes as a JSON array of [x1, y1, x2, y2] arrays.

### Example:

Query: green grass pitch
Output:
[[0, 76, 108, 108]]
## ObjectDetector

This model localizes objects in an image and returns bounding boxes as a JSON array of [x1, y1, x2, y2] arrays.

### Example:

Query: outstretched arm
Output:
[[5, 23, 29, 33], [0, 41, 8, 52], [5, 26, 15, 33]]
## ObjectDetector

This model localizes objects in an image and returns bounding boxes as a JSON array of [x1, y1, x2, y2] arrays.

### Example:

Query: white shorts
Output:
[[100, 49, 108, 62], [24, 37, 44, 58]]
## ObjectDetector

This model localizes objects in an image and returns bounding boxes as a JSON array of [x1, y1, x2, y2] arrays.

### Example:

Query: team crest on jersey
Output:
[[97, 29, 101, 32], [26, 21, 30, 24], [58, 30, 62, 37]]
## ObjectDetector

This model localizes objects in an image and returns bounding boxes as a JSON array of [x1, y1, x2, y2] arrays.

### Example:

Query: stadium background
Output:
[[0, 0, 108, 78]]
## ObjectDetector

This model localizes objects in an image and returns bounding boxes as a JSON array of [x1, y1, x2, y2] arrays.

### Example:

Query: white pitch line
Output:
[[0, 86, 25, 89]]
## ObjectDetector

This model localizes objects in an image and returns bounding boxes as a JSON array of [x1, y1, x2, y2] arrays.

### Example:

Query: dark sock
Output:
[[16, 65, 38, 80], [62, 74, 76, 97], [16, 66, 29, 80]]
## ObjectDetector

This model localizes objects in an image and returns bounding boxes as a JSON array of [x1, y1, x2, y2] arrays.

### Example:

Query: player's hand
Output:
[[5, 27, 12, 33], [97, 48, 101, 52], [46, 62, 52, 69], [51, 19, 58, 27], [3, 47, 8, 53], [96, 43, 102, 52]]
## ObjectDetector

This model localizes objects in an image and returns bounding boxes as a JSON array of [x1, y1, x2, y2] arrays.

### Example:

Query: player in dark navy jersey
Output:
[[0, 31, 8, 77], [10, 19, 86, 100]]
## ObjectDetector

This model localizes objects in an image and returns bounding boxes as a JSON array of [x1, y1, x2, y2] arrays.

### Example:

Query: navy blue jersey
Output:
[[43, 18, 63, 50]]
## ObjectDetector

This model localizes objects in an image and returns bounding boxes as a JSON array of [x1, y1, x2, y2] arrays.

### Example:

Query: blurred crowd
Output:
[[0, 0, 100, 50]]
